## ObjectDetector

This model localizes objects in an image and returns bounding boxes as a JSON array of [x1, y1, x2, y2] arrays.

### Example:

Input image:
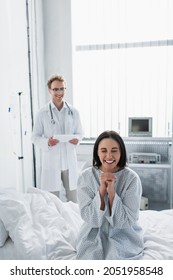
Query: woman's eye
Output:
[[112, 149, 119, 153]]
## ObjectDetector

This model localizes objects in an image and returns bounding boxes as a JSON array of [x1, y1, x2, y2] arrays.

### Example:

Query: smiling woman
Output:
[[76, 130, 144, 260], [97, 138, 121, 173]]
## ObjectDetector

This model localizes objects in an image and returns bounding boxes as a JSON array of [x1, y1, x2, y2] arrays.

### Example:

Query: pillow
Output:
[[0, 219, 8, 247]]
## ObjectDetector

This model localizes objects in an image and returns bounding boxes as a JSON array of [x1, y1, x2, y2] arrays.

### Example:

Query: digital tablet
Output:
[[53, 134, 79, 143]]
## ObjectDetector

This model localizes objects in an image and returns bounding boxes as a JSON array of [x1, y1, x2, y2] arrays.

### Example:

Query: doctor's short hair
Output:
[[47, 74, 66, 89], [93, 130, 127, 168]]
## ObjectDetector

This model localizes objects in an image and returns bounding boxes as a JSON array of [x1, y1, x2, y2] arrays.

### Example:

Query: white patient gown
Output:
[[76, 166, 144, 260]]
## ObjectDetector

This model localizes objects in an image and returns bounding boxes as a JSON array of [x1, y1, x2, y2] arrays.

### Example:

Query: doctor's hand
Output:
[[69, 138, 79, 145], [48, 137, 59, 147]]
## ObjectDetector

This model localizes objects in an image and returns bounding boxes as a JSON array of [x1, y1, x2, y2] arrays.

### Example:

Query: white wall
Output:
[[0, 0, 33, 192], [41, 0, 73, 104]]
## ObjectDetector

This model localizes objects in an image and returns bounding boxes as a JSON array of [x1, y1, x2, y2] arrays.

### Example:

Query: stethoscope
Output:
[[49, 102, 73, 125]]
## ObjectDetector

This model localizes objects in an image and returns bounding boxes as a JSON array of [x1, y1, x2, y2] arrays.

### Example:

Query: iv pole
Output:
[[17, 91, 25, 192]]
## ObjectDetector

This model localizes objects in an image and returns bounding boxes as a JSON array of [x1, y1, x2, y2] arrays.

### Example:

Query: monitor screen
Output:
[[128, 117, 152, 137], [131, 119, 149, 132]]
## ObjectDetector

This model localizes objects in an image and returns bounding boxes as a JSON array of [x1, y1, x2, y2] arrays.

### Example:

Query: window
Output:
[[71, 0, 173, 138]]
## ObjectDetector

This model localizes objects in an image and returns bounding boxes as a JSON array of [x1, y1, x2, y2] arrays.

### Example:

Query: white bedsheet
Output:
[[0, 237, 19, 260], [139, 209, 173, 259], [0, 188, 173, 260]]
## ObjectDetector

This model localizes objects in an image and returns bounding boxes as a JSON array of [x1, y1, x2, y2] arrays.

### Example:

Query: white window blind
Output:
[[71, 0, 173, 138]]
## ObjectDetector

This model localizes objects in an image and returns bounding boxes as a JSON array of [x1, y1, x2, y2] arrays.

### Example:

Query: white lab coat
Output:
[[31, 101, 84, 191]]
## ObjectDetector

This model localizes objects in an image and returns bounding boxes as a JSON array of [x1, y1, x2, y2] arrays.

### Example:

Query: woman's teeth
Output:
[[105, 160, 114, 164]]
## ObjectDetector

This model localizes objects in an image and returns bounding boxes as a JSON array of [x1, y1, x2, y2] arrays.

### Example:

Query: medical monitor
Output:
[[128, 117, 152, 137]]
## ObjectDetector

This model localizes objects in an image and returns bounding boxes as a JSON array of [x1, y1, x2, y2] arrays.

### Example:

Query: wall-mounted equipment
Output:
[[128, 117, 152, 137]]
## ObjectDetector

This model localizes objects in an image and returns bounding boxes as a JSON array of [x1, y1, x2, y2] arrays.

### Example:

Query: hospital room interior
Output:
[[0, 0, 173, 260]]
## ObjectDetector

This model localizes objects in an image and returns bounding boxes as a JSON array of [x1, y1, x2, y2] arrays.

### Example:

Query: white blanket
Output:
[[0, 188, 173, 259], [0, 188, 83, 259]]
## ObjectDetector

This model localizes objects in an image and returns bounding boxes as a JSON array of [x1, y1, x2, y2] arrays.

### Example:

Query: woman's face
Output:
[[97, 138, 121, 173]]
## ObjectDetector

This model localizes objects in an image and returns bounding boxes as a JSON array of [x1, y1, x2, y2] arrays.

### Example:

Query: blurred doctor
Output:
[[32, 74, 84, 202]]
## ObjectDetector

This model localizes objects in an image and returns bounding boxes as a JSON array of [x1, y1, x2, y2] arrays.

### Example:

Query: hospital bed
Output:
[[0, 187, 173, 260]]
